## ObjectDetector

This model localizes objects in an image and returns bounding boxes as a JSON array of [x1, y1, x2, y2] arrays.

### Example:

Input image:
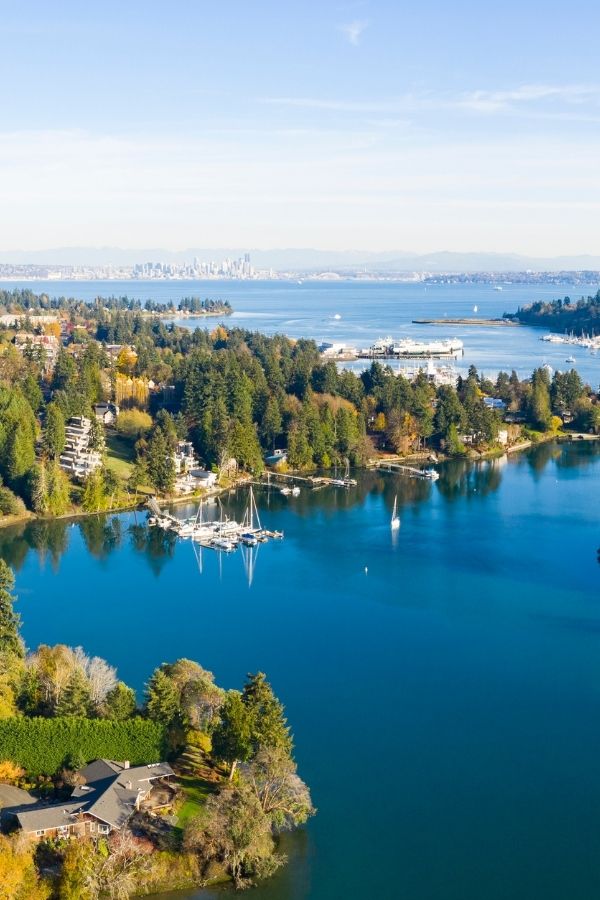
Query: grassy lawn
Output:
[[176, 775, 217, 828], [105, 432, 135, 481]]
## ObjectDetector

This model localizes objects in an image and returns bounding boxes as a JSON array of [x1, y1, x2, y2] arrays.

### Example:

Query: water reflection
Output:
[[0, 442, 596, 575]]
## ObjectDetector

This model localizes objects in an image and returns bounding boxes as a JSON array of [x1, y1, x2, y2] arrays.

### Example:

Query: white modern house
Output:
[[59, 416, 103, 479]]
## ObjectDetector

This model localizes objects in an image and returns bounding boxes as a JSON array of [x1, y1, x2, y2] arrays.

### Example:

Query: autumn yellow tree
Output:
[[0, 834, 51, 899], [116, 346, 138, 375]]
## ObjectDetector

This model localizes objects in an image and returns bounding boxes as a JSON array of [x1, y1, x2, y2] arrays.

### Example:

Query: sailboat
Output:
[[391, 495, 400, 530], [241, 486, 261, 545]]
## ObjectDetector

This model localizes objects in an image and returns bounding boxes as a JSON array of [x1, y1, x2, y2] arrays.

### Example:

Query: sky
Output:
[[1, 0, 600, 256]]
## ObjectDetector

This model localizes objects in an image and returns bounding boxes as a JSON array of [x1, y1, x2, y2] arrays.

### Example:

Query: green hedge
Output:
[[0, 717, 166, 775]]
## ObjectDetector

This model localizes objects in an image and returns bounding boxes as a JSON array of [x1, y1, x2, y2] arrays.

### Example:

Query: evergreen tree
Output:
[[55, 668, 91, 717], [28, 462, 50, 515], [528, 368, 553, 431], [0, 560, 24, 659], [21, 373, 43, 413], [144, 667, 180, 724], [81, 470, 106, 512], [103, 681, 137, 720], [211, 690, 253, 778], [6, 423, 36, 484], [43, 403, 66, 459], [46, 461, 71, 515], [241, 672, 292, 756], [261, 396, 282, 451], [146, 428, 176, 494]]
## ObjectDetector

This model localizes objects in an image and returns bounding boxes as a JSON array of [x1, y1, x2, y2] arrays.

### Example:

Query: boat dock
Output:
[[146, 491, 283, 552], [263, 470, 357, 489], [373, 461, 440, 481]]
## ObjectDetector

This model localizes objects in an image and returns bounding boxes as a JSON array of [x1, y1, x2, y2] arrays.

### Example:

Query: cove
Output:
[[1, 441, 599, 900]]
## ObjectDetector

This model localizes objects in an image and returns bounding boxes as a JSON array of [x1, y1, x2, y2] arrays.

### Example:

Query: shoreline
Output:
[[3, 434, 597, 532]]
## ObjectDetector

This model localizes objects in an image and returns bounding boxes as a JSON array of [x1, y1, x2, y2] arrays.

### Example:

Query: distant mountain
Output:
[[1, 246, 600, 272]]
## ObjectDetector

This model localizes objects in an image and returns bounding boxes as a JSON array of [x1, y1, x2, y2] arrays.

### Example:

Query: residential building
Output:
[[13, 332, 60, 371], [94, 401, 120, 425], [1, 759, 174, 840], [173, 440, 199, 474], [59, 416, 103, 479]]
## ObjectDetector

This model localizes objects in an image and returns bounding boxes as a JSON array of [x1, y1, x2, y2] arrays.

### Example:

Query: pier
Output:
[[263, 470, 357, 489], [373, 461, 440, 481]]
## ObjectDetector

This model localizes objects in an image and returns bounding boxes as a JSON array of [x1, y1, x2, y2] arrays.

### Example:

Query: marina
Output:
[[541, 332, 600, 352], [146, 489, 283, 550]]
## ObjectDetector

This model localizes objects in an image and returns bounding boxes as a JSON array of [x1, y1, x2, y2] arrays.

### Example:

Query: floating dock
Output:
[[146, 490, 283, 552], [373, 461, 440, 481]]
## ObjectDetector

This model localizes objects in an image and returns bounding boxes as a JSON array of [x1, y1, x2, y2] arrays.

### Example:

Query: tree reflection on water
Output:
[[0, 441, 596, 573]]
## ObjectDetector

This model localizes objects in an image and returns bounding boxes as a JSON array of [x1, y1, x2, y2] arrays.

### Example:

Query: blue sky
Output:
[[2, 0, 600, 254]]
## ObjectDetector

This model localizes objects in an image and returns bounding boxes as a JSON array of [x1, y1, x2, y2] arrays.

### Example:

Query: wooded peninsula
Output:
[[505, 289, 600, 335], [0, 558, 313, 896]]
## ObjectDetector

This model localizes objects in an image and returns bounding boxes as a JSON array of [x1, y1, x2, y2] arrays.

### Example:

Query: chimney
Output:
[[123, 760, 130, 769], [126, 780, 132, 790]]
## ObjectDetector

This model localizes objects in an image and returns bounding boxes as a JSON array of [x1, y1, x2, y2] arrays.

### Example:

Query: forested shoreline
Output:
[[0, 290, 599, 527], [505, 289, 600, 334]]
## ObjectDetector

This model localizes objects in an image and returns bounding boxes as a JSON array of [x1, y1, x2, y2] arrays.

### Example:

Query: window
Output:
[[98, 824, 110, 835], [35, 829, 45, 837]]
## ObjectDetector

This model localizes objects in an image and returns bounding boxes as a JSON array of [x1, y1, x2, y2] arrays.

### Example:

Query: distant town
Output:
[[0, 256, 600, 285]]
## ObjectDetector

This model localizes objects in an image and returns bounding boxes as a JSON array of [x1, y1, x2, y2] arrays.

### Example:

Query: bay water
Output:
[[2, 279, 600, 385], [1, 442, 599, 899]]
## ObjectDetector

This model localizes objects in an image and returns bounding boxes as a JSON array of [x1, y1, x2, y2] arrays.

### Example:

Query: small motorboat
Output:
[[291, 486, 301, 496], [280, 487, 291, 496], [213, 538, 236, 552], [565, 356, 576, 364]]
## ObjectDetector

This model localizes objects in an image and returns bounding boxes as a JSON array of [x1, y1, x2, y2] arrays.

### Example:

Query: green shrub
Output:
[[0, 486, 26, 516], [0, 717, 166, 776]]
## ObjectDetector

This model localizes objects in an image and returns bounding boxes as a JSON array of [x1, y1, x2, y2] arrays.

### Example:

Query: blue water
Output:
[[1, 442, 599, 900], [3, 279, 600, 385]]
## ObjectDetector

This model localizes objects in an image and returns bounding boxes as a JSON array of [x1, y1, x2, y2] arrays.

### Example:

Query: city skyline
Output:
[[2, 1, 600, 254]]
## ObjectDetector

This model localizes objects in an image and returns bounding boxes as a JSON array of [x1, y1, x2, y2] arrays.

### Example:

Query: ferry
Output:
[[360, 337, 464, 359]]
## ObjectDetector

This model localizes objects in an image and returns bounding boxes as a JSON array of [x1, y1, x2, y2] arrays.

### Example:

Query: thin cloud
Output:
[[456, 84, 600, 112], [338, 20, 368, 45], [260, 84, 600, 116]]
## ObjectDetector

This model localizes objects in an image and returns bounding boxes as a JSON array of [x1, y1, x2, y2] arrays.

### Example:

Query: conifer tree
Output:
[[0, 560, 24, 659]]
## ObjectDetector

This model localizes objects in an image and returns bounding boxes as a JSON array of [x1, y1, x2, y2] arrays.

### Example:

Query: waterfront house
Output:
[[59, 416, 103, 479], [173, 440, 199, 474], [1, 759, 175, 841], [174, 467, 217, 495]]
